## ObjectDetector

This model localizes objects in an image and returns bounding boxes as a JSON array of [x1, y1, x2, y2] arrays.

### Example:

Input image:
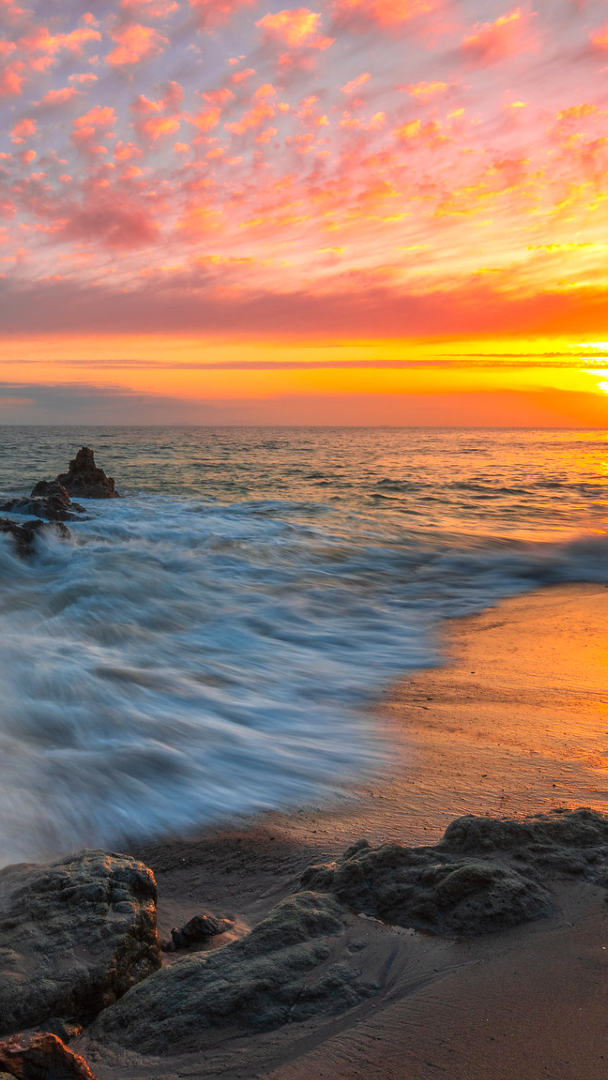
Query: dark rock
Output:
[[92, 891, 370, 1053], [0, 1032, 97, 1080], [0, 518, 70, 557], [170, 913, 232, 950], [300, 842, 552, 937], [0, 851, 161, 1037], [299, 810, 608, 938], [55, 448, 117, 499]]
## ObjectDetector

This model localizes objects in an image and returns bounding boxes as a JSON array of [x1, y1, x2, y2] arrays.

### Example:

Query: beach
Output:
[[67, 581, 608, 1080]]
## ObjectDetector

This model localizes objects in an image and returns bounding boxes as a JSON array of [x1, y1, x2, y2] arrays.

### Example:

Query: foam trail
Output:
[[0, 495, 606, 864]]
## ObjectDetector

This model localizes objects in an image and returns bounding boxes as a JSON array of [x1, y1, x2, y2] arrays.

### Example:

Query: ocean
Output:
[[1, 425, 607, 865]]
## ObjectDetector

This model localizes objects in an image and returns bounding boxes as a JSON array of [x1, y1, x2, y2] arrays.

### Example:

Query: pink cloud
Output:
[[71, 105, 116, 153], [187, 0, 255, 30], [10, 117, 35, 142], [106, 24, 168, 66], [341, 72, 370, 95], [18, 25, 102, 58], [330, 0, 435, 30], [407, 80, 448, 101], [224, 98, 275, 134], [590, 21, 608, 49], [120, 0, 179, 16], [190, 105, 222, 130], [461, 9, 532, 66], [138, 115, 181, 140], [35, 86, 81, 107], [58, 192, 160, 247], [231, 67, 256, 84], [0, 0, 27, 24]]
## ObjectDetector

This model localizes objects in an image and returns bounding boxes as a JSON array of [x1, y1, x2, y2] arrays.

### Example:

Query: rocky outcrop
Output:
[[92, 891, 372, 1054], [0, 482, 86, 523], [299, 809, 608, 937], [0, 518, 69, 556], [0, 1033, 97, 1080], [55, 448, 117, 499], [0, 851, 161, 1037]]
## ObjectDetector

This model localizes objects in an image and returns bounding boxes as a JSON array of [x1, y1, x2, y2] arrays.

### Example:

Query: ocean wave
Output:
[[0, 494, 606, 864]]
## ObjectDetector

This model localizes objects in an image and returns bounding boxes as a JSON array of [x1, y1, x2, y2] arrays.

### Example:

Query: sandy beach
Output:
[[58, 581, 608, 1080]]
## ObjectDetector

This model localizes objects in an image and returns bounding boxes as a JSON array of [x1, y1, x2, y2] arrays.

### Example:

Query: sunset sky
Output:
[[2, 0, 608, 423]]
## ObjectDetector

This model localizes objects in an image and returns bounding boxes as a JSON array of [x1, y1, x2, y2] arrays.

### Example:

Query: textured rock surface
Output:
[[0, 1033, 98, 1080], [169, 913, 232, 950], [300, 810, 608, 937], [0, 851, 161, 1036], [93, 891, 372, 1054], [300, 842, 552, 936], [0, 482, 86, 523], [55, 448, 116, 499], [0, 517, 70, 556]]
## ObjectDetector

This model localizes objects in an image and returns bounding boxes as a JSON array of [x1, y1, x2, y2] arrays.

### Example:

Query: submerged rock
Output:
[[0, 517, 69, 556], [0, 851, 161, 1037], [0, 1032, 97, 1080], [55, 448, 117, 499], [92, 891, 370, 1054]]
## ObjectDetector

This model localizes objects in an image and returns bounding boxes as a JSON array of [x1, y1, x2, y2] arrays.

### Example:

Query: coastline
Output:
[[72, 581, 608, 1080]]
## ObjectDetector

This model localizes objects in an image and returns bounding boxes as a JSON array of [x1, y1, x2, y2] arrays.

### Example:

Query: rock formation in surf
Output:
[[55, 448, 117, 499], [0, 517, 70, 556], [0, 851, 160, 1037], [0, 482, 86, 523]]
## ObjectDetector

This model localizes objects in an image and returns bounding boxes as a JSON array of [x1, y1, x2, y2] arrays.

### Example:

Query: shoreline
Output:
[[4, 581, 608, 1080], [79, 580, 608, 1080]]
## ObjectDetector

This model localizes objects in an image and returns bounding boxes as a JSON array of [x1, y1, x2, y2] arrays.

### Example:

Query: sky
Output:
[[2, 0, 608, 423]]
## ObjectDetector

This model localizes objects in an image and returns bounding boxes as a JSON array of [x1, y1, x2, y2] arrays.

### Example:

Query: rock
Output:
[[169, 913, 232, 950], [0, 518, 70, 556], [0, 851, 161, 1037], [0, 1032, 97, 1080], [300, 839, 552, 937], [93, 891, 371, 1054], [0, 481, 86, 523], [55, 448, 117, 499]]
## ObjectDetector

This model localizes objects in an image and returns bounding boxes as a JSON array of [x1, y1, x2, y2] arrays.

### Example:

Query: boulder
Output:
[[92, 891, 372, 1054], [55, 448, 116, 499], [0, 851, 161, 1037], [169, 913, 232, 950], [300, 840, 552, 937], [0, 518, 69, 557], [299, 810, 608, 937], [0, 482, 85, 523], [0, 1033, 97, 1080]]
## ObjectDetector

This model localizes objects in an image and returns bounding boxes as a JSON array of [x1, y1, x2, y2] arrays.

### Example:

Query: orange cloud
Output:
[[331, 0, 433, 29], [18, 25, 101, 59], [341, 72, 370, 95], [225, 99, 275, 134], [231, 67, 256, 84], [106, 24, 167, 66], [71, 105, 116, 153], [461, 9, 532, 66], [139, 115, 180, 140], [256, 8, 334, 48], [590, 21, 608, 49], [407, 80, 448, 101], [190, 105, 222, 130]]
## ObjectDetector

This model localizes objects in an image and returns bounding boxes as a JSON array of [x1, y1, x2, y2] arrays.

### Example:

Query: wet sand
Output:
[[83, 583, 608, 1080]]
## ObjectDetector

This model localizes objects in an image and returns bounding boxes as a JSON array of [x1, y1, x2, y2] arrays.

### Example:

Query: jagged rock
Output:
[[0, 851, 161, 1037], [169, 913, 232, 950], [0, 518, 70, 556], [0, 487, 85, 523], [93, 891, 372, 1054], [0, 1032, 97, 1080], [55, 448, 116, 499], [299, 810, 608, 938]]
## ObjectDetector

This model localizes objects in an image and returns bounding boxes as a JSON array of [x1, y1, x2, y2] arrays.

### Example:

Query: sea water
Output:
[[1, 426, 607, 864]]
